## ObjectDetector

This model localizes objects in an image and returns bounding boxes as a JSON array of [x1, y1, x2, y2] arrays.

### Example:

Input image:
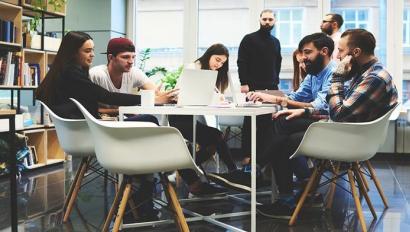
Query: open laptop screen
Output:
[[176, 68, 218, 106]]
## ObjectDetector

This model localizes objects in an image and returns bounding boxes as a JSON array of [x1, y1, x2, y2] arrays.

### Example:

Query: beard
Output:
[[260, 24, 274, 33], [321, 26, 332, 36], [304, 54, 324, 75], [345, 55, 360, 80]]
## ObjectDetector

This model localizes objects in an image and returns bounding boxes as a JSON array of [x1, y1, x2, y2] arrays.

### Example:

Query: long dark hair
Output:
[[196, 43, 229, 93], [292, 49, 307, 91], [36, 31, 93, 106]]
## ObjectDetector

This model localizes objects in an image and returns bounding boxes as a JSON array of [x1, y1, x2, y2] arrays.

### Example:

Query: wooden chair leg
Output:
[[63, 156, 92, 222], [365, 160, 389, 208], [357, 162, 370, 192], [161, 174, 189, 232], [326, 161, 340, 209], [102, 179, 127, 232], [113, 178, 133, 232], [353, 163, 377, 219], [347, 169, 367, 232], [289, 162, 322, 226], [64, 157, 88, 211]]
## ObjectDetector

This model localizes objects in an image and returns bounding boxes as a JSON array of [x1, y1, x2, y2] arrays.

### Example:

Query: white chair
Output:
[[70, 98, 203, 232], [39, 101, 95, 223], [288, 104, 398, 232]]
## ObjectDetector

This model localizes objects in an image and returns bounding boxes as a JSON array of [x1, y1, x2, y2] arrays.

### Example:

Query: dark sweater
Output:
[[237, 29, 282, 90], [51, 64, 141, 119]]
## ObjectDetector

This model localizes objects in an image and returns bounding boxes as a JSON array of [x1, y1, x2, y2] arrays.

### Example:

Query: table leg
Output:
[[251, 115, 256, 232], [192, 115, 197, 161]]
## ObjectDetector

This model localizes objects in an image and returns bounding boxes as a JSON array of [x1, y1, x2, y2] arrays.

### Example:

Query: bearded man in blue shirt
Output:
[[247, 33, 336, 164]]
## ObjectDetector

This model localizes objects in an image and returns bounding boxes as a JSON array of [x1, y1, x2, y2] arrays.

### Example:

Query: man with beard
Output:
[[320, 13, 344, 60], [89, 37, 176, 120], [248, 32, 336, 129], [237, 9, 282, 92], [89, 38, 176, 222], [255, 29, 397, 219], [246, 32, 336, 219], [237, 9, 281, 172]]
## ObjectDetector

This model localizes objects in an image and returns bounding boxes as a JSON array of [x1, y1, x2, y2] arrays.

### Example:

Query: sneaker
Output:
[[207, 170, 251, 192], [189, 182, 227, 197], [256, 201, 295, 219]]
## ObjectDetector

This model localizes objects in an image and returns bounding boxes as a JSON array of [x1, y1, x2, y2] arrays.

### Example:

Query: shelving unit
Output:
[[0, 0, 66, 172]]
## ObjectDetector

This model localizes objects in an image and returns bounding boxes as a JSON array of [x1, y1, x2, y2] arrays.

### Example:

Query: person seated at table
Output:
[[169, 43, 252, 195], [35, 31, 178, 222], [245, 33, 336, 182], [292, 49, 307, 91], [256, 29, 398, 219], [89, 37, 176, 122], [36, 31, 176, 119]]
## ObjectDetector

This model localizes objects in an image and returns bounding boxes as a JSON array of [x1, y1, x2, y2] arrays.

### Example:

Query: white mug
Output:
[[140, 90, 155, 107]]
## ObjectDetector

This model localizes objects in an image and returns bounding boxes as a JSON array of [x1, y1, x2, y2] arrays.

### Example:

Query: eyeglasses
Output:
[[261, 18, 274, 22], [322, 20, 334, 23]]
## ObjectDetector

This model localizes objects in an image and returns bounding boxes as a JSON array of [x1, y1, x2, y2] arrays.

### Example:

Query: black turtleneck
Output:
[[237, 29, 282, 90]]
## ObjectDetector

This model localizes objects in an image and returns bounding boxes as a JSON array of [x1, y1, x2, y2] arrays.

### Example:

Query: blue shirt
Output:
[[288, 60, 336, 112]]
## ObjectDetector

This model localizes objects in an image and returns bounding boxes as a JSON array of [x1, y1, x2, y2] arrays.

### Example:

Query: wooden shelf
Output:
[[0, 1, 22, 46], [22, 0, 66, 17], [46, 129, 64, 160], [0, 85, 37, 89], [23, 48, 46, 85], [1, 0, 19, 5]]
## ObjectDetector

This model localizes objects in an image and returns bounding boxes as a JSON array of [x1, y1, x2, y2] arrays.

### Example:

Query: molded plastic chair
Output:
[[288, 104, 398, 232], [70, 98, 202, 232], [39, 101, 95, 223]]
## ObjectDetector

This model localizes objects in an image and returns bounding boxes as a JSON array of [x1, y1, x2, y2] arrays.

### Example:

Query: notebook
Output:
[[176, 68, 218, 106]]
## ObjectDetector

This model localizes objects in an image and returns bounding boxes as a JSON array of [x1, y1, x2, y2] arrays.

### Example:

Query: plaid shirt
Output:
[[325, 60, 398, 122]]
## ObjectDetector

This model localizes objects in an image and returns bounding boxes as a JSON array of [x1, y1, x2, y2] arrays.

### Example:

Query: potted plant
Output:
[[137, 48, 183, 90]]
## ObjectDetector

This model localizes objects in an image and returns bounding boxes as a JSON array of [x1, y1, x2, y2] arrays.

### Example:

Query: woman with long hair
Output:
[[36, 31, 173, 119], [170, 44, 251, 195], [292, 49, 307, 91]]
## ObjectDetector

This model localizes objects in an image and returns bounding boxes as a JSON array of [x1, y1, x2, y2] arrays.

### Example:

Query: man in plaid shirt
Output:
[[256, 29, 398, 219]]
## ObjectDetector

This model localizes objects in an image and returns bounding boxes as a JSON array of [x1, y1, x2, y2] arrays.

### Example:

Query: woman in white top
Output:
[[171, 44, 250, 195]]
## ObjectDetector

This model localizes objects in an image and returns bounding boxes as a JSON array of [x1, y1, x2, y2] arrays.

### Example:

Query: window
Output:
[[135, 0, 184, 72], [333, 9, 369, 31], [197, 0, 249, 72], [272, 9, 303, 49], [404, 8, 410, 47]]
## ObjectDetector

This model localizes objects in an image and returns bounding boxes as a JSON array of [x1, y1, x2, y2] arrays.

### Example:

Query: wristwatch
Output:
[[304, 107, 310, 116]]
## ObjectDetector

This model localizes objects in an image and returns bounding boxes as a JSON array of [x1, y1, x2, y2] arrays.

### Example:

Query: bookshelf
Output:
[[0, 1, 22, 47], [0, 0, 66, 173], [22, 48, 45, 86]]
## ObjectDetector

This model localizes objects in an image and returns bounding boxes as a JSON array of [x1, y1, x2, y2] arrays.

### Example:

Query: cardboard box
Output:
[[0, 113, 23, 132], [25, 34, 61, 52]]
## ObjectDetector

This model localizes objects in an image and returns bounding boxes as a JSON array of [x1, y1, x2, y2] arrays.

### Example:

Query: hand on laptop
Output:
[[247, 91, 282, 104], [155, 88, 179, 104]]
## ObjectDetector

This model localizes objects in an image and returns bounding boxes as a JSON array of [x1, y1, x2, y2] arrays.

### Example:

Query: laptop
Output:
[[229, 74, 281, 108], [176, 68, 218, 106]]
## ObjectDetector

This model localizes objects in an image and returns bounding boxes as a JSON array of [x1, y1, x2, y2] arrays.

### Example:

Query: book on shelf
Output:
[[0, 19, 17, 43], [0, 51, 22, 86], [22, 63, 40, 86]]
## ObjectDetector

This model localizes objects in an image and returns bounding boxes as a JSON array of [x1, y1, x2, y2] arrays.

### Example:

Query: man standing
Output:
[[256, 29, 398, 219], [321, 13, 344, 60], [89, 37, 176, 119], [237, 9, 282, 92], [238, 9, 282, 166]]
